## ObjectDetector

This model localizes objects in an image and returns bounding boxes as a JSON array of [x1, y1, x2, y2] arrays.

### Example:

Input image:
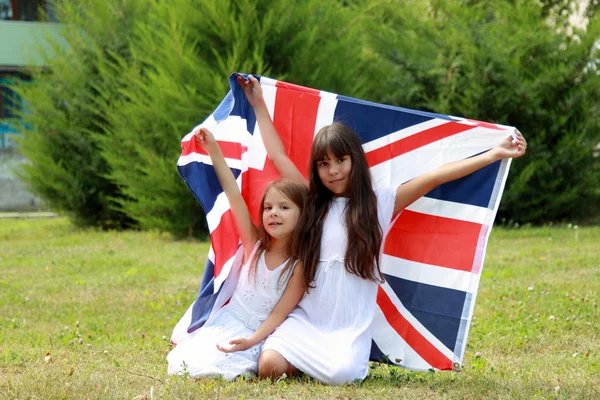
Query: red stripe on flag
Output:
[[210, 210, 240, 277], [275, 80, 321, 96], [384, 210, 482, 272], [366, 122, 474, 167], [273, 81, 321, 179], [471, 224, 489, 275], [243, 83, 321, 224], [245, 160, 281, 225], [377, 286, 453, 370], [181, 138, 247, 160]]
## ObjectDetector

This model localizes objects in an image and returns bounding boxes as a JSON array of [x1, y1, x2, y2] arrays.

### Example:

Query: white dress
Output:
[[262, 188, 397, 384], [167, 244, 291, 380]]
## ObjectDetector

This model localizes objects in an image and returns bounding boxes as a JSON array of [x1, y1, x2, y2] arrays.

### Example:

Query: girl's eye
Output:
[[319, 162, 327, 167], [282, 206, 289, 210], [264, 206, 272, 210], [337, 158, 344, 163]]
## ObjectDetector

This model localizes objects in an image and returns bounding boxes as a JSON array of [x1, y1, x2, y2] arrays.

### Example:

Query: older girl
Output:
[[238, 75, 526, 384]]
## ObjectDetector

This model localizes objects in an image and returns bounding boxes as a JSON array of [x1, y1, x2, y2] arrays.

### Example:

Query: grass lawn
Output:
[[0, 218, 598, 399]]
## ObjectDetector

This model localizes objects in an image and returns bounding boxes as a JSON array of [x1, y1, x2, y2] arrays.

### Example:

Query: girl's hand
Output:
[[492, 129, 527, 160], [194, 127, 217, 152], [216, 338, 254, 353], [236, 74, 264, 107]]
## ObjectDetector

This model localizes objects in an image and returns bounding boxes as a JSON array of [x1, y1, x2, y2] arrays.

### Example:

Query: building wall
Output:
[[0, 20, 64, 69], [0, 1, 62, 211], [0, 148, 42, 211]]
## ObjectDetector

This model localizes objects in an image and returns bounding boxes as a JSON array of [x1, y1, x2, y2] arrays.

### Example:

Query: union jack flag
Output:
[[171, 73, 514, 372]]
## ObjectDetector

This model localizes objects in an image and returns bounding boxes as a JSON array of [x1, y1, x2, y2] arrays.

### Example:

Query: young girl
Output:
[[166, 127, 307, 380], [237, 75, 527, 384]]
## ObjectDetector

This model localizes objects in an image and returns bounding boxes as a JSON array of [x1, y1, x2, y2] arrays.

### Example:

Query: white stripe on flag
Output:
[[259, 76, 277, 88], [206, 192, 231, 232], [380, 282, 456, 361], [371, 306, 432, 371], [208, 245, 215, 264], [177, 153, 243, 170], [205, 173, 244, 231], [244, 79, 277, 171], [450, 116, 512, 131], [405, 196, 490, 225], [314, 91, 338, 135], [381, 254, 475, 293], [182, 114, 248, 144], [215, 255, 236, 290], [181, 115, 218, 142]]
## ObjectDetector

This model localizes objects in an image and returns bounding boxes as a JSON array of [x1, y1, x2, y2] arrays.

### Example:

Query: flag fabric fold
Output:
[[172, 73, 514, 371]]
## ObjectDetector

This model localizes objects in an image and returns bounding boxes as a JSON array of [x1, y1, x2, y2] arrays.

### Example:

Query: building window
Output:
[[0, 0, 56, 22], [1, 81, 19, 120], [0, 73, 30, 149], [0, 0, 13, 20]]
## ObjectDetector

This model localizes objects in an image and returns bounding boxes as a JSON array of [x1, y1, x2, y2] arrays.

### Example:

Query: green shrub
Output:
[[14, 0, 598, 231], [365, 0, 600, 223], [14, 0, 149, 228], [93, 0, 373, 237]]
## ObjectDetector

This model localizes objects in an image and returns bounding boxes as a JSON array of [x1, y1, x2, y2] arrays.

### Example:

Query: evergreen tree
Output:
[[94, 0, 372, 236], [366, 0, 600, 223], [14, 0, 598, 230], [13, 0, 149, 228]]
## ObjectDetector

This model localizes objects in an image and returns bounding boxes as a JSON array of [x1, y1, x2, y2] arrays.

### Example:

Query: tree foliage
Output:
[[14, 0, 149, 228], [91, 0, 371, 236], [12, 0, 600, 232], [365, 0, 600, 223]]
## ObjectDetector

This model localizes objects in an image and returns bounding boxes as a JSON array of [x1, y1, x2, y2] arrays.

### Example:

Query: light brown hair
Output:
[[250, 179, 308, 286]]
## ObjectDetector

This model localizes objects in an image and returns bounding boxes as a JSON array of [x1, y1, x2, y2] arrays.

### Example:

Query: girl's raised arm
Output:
[[393, 131, 527, 216], [237, 75, 307, 185], [195, 127, 257, 259], [216, 262, 306, 353]]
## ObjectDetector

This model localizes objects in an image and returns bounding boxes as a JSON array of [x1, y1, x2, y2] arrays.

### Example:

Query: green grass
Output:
[[0, 218, 598, 399]]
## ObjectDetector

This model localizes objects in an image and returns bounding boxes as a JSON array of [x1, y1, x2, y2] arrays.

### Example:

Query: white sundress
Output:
[[262, 188, 397, 385], [167, 244, 291, 380]]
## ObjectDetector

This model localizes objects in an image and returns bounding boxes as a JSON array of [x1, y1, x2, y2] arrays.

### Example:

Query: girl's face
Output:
[[262, 188, 301, 241], [316, 150, 352, 197]]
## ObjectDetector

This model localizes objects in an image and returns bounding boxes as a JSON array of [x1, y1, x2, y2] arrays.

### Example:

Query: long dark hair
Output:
[[293, 122, 383, 290], [250, 179, 308, 286]]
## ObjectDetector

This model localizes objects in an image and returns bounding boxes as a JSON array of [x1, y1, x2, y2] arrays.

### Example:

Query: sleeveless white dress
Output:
[[262, 188, 397, 384], [167, 244, 291, 380]]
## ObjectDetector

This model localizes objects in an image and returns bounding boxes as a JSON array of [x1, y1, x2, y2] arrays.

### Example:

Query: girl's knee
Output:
[[258, 350, 296, 380], [327, 355, 360, 385]]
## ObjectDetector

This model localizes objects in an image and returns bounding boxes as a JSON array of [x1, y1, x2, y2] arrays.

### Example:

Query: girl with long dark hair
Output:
[[238, 75, 527, 384]]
